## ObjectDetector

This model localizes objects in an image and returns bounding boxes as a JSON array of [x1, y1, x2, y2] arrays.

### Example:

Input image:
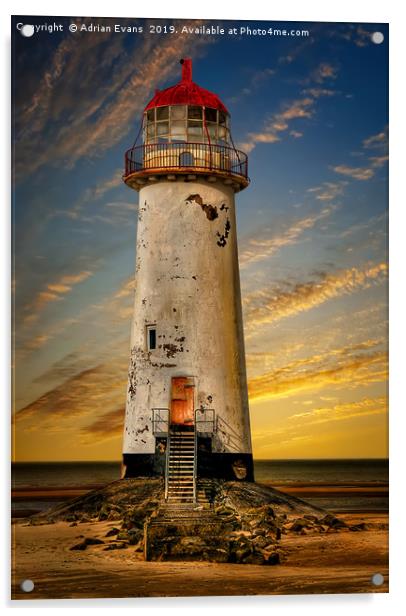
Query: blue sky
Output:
[[12, 17, 388, 461]]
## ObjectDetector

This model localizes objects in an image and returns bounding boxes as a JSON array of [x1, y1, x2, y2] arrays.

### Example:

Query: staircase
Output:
[[166, 430, 196, 504]]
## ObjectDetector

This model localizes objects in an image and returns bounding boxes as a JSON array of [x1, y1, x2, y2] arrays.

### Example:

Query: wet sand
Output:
[[11, 512, 388, 599]]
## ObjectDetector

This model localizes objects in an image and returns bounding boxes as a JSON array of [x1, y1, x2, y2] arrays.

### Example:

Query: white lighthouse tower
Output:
[[122, 58, 253, 500]]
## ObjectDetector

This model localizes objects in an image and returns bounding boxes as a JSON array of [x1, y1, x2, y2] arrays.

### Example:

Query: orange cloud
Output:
[[14, 360, 127, 427], [248, 348, 388, 402], [23, 270, 93, 324], [113, 277, 136, 300], [244, 262, 388, 331], [290, 395, 387, 423], [81, 407, 125, 443]]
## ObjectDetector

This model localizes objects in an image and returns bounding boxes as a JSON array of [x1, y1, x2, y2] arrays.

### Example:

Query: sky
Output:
[[11, 16, 388, 462]]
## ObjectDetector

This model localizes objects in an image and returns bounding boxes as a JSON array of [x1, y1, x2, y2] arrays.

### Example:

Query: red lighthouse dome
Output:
[[123, 57, 249, 193], [144, 58, 229, 114]]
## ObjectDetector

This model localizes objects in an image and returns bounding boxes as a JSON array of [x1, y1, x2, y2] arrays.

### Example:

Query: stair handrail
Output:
[[164, 431, 170, 501], [193, 427, 197, 504], [151, 407, 169, 435], [194, 407, 216, 433]]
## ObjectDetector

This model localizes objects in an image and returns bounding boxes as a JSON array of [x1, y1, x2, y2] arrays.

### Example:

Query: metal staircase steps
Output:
[[166, 431, 196, 503]]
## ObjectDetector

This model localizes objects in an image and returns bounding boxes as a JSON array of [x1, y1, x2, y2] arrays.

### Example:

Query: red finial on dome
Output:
[[180, 58, 192, 82], [144, 59, 228, 114]]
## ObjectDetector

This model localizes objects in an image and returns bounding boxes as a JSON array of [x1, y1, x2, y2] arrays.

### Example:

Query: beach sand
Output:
[[11, 511, 388, 599]]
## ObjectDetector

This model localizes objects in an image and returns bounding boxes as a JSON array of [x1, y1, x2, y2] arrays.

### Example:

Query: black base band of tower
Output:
[[122, 452, 255, 482]]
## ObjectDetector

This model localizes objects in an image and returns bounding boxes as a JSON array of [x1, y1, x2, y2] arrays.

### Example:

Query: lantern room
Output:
[[124, 58, 249, 192]]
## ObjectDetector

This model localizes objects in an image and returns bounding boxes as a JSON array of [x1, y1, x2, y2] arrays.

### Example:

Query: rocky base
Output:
[[20, 478, 373, 564]]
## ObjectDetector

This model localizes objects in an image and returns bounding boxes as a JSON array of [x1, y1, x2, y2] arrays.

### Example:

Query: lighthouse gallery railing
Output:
[[124, 142, 248, 180]]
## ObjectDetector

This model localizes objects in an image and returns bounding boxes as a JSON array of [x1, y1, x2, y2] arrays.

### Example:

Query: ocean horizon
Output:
[[11, 459, 388, 515], [11, 458, 389, 486]]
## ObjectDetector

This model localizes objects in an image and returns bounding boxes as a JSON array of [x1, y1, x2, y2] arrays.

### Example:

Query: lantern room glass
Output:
[[143, 105, 230, 146]]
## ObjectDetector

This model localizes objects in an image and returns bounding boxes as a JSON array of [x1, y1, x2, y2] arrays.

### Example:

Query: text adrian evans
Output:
[[18, 22, 310, 38]]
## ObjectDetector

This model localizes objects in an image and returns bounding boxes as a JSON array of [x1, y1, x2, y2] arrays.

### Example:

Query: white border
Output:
[[2, 0, 405, 613]]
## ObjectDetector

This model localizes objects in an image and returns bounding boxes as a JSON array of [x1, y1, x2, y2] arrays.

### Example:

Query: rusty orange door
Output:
[[170, 377, 194, 425]]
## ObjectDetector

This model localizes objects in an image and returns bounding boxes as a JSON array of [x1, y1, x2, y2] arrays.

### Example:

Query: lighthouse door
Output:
[[170, 377, 195, 426]]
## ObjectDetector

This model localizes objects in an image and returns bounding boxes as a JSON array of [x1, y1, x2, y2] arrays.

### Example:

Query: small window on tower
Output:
[[147, 325, 157, 351]]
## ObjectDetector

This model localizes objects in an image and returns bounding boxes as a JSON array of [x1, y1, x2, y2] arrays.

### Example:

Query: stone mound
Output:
[[19, 478, 366, 564]]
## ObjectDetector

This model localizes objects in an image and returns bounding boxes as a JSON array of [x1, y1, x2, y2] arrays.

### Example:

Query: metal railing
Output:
[[193, 427, 197, 503], [152, 408, 169, 435], [124, 142, 248, 181], [164, 431, 170, 500], [195, 408, 216, 434]]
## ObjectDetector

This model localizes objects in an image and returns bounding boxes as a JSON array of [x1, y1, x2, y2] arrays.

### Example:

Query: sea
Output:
[[11, 459, 388, 517]]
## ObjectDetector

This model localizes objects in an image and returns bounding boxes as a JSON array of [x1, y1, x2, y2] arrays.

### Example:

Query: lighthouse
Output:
[[122, 58, 254, 501]]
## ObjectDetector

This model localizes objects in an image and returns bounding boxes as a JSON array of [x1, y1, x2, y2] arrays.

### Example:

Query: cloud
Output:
[[113, 277, 136, 300], [244, 262, 388, 331], [239, 97, 315, 152], [14, 361, 128, 428], [22, 334, 52, 352], [302, 87, 335, 98], [289, 396, 387, 425], [248, 347, 388, 401], [332, 128, 388, 181], [81, 407, 125, 442], [69, 169, 125, 217], [332, 165, 375, 181], [237, 64, 338, 154], [307, 181, 347, 201], [23, 270, 93, 324], [239, 206, 336, 268], [363, 130, 388, 150], [329, 25, 375, 48], [15, 19, 214, 179], [311, 63, 338, 83]]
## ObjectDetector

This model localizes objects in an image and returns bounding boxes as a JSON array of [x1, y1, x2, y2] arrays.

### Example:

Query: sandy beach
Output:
[[11, 510, 388, 599]]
